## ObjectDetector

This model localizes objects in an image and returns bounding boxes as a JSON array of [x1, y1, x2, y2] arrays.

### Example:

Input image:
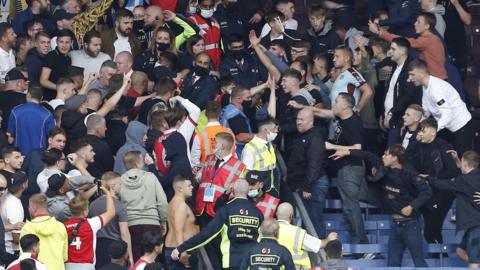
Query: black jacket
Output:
[[84, 134, 114, 178], [378, 0, 420, 37], [220, 52, 267, 88], [106, 119, 127, 156], [351, 150, 432, 218], [177, 197, 264, 268], [239, 237, 295, 270], [399, 126, 421, 164], [430, 169, 480, 231], [415, 137, 460, 180], [61, 110, 87, 150], [181, 72, 218, 110], [305, 20, 342, 60], [385, 56, 422, 127], [287, 126, 327, 193]]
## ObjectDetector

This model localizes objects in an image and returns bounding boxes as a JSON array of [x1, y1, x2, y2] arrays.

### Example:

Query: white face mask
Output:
[[248, 189, 259, 198], [189, 6, 197, 14], [200, 8, 214, 18], [267, 131, 278, 142]]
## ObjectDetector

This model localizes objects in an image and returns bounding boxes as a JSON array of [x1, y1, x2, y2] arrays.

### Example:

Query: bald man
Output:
[[276, 202, 337, 269], [286, 108, 328, 238], [240, 218, 295, 270], [172, 179, 264, 270], [115, 51, 134, 79], [142, 6, 196, 48]]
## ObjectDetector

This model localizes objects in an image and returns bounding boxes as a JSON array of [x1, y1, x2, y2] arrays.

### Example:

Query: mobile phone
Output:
[[96, 179, 102, 194]]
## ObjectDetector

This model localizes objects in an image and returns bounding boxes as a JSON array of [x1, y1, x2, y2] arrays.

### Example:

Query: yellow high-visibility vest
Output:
[[277, 222, 311, 268]]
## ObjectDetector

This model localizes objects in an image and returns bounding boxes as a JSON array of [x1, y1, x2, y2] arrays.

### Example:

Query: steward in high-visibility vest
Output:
[[276, 203, 338, 269], [195, 132, 245, 219], [246, 171, 280, 219], [240, 218, 296, 270], [241, 118, 279, 196], [191, 101, 236, 168], [187, 11, 222, 71]]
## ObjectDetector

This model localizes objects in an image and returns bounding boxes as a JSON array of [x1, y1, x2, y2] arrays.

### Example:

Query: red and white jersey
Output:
[[132, 258, 149, 270], [7, 253, 47, 270], [64, 216, 103, 264]]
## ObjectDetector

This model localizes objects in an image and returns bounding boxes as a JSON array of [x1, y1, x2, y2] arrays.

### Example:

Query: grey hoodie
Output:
[[429, 5, 446, 37], [319, 259, 351, 270], [119, 168, 168, 226], [114, 121, 148, 174]]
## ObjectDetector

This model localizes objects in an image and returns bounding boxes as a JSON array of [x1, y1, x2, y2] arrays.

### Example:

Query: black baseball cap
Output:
[[245, 170, 270, 185], [46, 173, 67, 197], [5, 68, 27, 82]]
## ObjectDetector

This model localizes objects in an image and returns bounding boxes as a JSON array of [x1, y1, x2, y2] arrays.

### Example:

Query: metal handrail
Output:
[[198, 247, 214, 270]]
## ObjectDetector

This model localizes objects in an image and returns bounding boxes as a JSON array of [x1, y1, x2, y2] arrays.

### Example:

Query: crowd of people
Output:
[[0, 0, 478, 269]]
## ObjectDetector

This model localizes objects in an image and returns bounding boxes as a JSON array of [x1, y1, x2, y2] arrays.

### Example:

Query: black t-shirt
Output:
[[0, 170, 14, 184], [0, 90, 26, 130], [332, 113, 364, 168], [43, 49, 72, 100], [43, 49, 71, 85], [138, 98, 169, 125], [439, 0, 469, 48], [228, 114, 250, 135]]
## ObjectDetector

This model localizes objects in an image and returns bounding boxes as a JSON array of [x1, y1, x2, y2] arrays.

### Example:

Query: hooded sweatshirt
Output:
[[119, 168, 168, 226], [429, 5, 446, 38], [114, 121, 148, 174], [20, 215, 68, 270]]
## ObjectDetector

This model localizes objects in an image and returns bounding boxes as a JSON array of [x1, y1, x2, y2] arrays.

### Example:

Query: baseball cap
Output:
[[245, 170, 269, 185], [5, 68, 27, 82], [46, 173, 67, 197], [52, 9, 76, 23], [64, 95, 86, 111], [9, 171, 27, 188]]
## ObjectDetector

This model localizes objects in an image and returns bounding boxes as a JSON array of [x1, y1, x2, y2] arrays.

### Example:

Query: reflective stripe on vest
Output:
[[223, 160, 242, 188], [205, 43, 219, 50], [245, 140, 276, 171], [292, 227, 309, 261], [278, 223, 311, 267], [256, 194, 279, 218], [200, 129, 212, 157]]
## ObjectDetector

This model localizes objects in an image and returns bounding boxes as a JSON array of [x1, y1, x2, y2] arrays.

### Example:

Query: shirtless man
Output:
[[164, 176, 197, 269]]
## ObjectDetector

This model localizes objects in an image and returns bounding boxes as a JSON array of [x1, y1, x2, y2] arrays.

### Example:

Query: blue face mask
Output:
[[214, 147, 222, 159], [200, 8, 214, 18]]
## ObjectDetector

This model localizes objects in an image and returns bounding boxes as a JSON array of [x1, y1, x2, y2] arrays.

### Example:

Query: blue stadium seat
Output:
[[342, 244, 388, 254]]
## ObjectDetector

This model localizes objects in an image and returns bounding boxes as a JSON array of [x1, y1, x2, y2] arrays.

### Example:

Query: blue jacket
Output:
[[379, 0, 420, 37], [7, 102, 55, 155], [11, 9, 55, 36], [181, 72, 218, 110]]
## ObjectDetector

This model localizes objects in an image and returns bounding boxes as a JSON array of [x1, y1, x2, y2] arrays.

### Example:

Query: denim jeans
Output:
[[303, 175, 329, 238], [388, 219, 427, 267], [336, 165, 368, 244]]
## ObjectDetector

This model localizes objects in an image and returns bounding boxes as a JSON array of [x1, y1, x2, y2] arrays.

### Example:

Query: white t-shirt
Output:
[[0, 47, 15, 84], [1, 193, 24, 254], [384, 64, 403, 116], [69, 49, 111, 81], [113, 34, 132, 59], [49, 99, 65, 110]]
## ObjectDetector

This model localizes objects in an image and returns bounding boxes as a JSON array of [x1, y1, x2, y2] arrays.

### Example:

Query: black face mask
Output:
[[156, 42, 170, 52], [221, 93, 230, 107], [38, 7, 50, 18], [133, 20, 144, 32], [230, 49, 244, 60], [242, 100, 252, 110], [194, 66, 210, 77], [144, 23, 155, 32]]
